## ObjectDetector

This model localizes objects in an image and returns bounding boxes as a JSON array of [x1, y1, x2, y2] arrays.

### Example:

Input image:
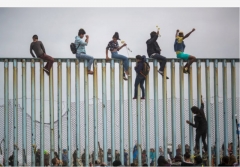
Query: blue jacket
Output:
[[133, 145, 138, 159]]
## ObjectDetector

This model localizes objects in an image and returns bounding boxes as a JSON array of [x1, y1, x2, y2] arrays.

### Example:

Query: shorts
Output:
[[176, 52, 190, 60]]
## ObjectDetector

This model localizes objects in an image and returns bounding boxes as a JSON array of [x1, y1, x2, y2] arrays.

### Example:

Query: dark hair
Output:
[[174, 155, 182, 162], [157, 156, 168, 166], [191, 106, 200, 114], [136, 55, 142, 60], [194, 155, 202, 164], [78, 28, 86, 35], [51, 157, 57, 165], [184, 152, 190, 159], [113, 32, 120, 40], [142, 163, 148, 166], [32, 35, 38, 39], [112, 160, 122, 166], [131, 162, 136, 166], [150, 31, 157, 38], [221, 156, 229, 164]]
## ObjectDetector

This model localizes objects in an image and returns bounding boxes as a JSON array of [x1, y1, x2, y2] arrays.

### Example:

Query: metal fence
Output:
[[0, 58, 239, 166]]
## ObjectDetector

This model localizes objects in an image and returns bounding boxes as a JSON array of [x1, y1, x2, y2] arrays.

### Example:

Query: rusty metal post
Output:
[[40, 60, 45, 166], [13, 59, 18, 166], [197, 60, 202, 156], [205, 59, 211, 165], [102, 60, 107, 164], [22, 59, 27, 165], [179, 60, 185, 155], [222, 59, 228, 156], [66, 59, 72, 166], [128, 59, 133, 165], [171, 60, 176, 157], [58, 60, 63, 161], [4, 59, 9, 166], [214, 60, 220, 165], [84, 60, 89, 166], [119, 60, 124, 164], [49, 62, 55, 161], [110, 59, 115, 163], [145, 59, 150, 165], [75, 59, 81, 160], [93, 60, 99, 161]]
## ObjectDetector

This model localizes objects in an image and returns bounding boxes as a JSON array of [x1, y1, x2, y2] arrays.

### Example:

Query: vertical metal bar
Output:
[[13, 59, 18, 166], [179, 60, 185, 155], [231, 60, 237, 156], [49, 62, 55, 161], [197, 60, 202, 156], [153, 59, 159, 165], [128, 59, 133, 165], [40, 60, 44, 166], [162, 62, 167, 158], [93, 60, 98, 162], [214, 60, 220, 165], [102, 60, 107, 164], [222, 59, 228, 156], [110, 59, 115, 163], [205, 60, 211, 165], [22, 59, 27, 165], [136, 61, 142, 166], [188, 63, 194, 158], [84, 60, 89, 166], [119, 60, 124, 164], [66, 59, 72, 166], [75, 59, 81, 161], [31, 59, 35, 166], [171, 60, 176, 158], [145, 59, 150, 165], [58, 60, 63, 161], [4, 59, 9, 166]]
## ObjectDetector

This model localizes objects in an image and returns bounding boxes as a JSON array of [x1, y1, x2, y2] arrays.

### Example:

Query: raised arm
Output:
[[146, 31, 159, 44], [30, 43, 35, 58], [85, 35, 89, 44], [175, 29, 179, 38], [183, 28, 195, 39]]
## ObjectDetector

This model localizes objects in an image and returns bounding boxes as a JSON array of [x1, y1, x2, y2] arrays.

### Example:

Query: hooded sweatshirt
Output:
[[146, 33, 161, 57], [75, 36, 88, 54], [189, 103, 207, 132]]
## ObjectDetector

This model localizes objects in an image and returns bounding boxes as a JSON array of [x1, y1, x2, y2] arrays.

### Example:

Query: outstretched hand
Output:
[[176, 29, 179, 33], [186, 120, 190, 124], [192, 28, 195, 32]]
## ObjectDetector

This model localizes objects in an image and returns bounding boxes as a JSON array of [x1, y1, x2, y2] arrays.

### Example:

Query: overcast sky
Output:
[[0, 8, 239, 122]]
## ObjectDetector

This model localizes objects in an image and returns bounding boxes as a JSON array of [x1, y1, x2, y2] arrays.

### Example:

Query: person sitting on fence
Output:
[[30, 34, 54, 76], [75, 28, 94, 75], [146, 29, 169, 79], [181, 152, 194, 166], [133, 55, 149, 99], [174, 29, 196, 74], [186, 95, 208, 154], [106, 32, 130, 80]]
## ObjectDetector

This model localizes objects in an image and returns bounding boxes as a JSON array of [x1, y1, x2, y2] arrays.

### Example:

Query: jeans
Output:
[[151, 53, 167, 72], [195, 129, 208, 152], [76, 53, 94, 70], [38, 53, 54, 71], [111, 52, 129, 72], [134, 75, 145, 97]]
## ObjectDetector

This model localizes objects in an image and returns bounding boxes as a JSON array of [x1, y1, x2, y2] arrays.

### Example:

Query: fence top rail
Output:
[[0, 58, 239, 63]]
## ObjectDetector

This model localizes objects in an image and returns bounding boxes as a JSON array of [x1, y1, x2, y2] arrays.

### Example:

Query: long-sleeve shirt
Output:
[[30, 41, 45, 57], [75, 36, 88, 54], [134, 61, 144, 75], [189, 103, 207, 132], [146, 34, 161, 57]]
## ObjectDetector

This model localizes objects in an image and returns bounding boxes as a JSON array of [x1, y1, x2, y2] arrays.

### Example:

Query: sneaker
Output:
[[132, 97, 137, 99], [158, 70, 169, 79], [183, 67, 188, 73], [88, 70, 94, 75], [123, 76, 128, 81], [44, 70, 50, 76], [43, 68, 49, 73]]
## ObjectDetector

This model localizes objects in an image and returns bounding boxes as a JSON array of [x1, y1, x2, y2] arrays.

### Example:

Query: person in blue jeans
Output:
[[146, 29, 169, 79], [133, 55, 145, 99], [75, 28, 94, 75], [106, 32, 130, 80]]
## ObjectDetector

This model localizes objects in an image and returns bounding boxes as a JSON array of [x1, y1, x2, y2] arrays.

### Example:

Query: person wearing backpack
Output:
[[133, 55, 148, 99], [74, 28, 94, 74]]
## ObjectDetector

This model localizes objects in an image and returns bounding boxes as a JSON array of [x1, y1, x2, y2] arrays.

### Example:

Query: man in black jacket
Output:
[[186, 95, 208, 153], [146, 30, 169, 79]]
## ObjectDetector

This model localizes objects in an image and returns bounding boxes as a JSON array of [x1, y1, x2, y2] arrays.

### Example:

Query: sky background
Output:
[[0, 8, 239, 122]]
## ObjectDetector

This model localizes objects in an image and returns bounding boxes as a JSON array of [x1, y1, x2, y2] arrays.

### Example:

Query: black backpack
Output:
[[70, 43, 80, 54], [140, 55, 150, 77]]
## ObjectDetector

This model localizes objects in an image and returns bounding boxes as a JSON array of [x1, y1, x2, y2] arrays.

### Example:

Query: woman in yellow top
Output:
[[174, 29, 196, 74]]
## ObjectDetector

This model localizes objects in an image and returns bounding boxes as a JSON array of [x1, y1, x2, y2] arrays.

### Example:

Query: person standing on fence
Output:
[[106, 32, 130, 80], [75, 28, 94, 75], [174, 29, 196, 74], [186, 95, 208, 154], [146, 29, 169, 79], [133, 55, 149, 99], [30, 35, 54, 76]]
